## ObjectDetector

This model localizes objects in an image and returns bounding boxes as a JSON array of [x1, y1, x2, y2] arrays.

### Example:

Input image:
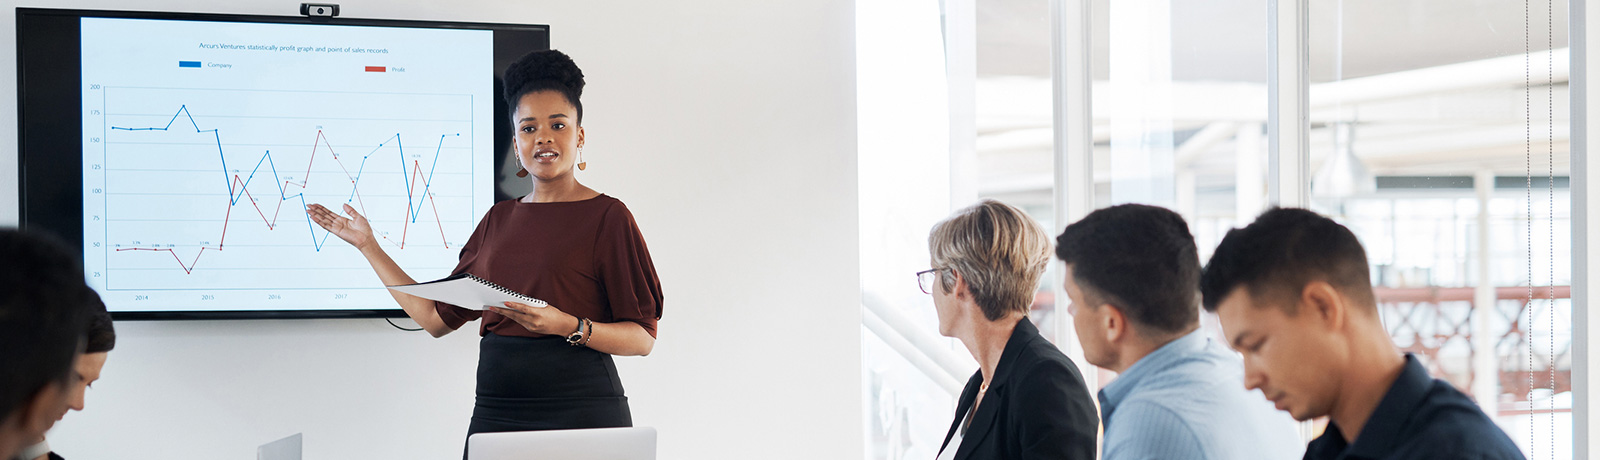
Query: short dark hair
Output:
[[84, 289, 115, 354], [1200, 208, 1375, 313], [502, 49, 586, 124], [0, 229, 90, 419], [1055, 204, 1200, 335]]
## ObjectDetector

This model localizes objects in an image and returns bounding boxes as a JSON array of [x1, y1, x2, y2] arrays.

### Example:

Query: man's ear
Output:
[[1103, 304, 1129, 344], [1301, 281, 1347, 332]]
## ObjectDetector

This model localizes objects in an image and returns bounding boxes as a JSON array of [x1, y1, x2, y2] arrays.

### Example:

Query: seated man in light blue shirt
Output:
[[1055, 204, 1302, 460]]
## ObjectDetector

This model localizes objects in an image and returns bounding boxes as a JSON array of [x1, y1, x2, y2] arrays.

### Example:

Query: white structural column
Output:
[[1269, 0, 1315, 443], [1175, 171, 1196, 219], [1573, 0, 1596, 456], [1268, 0, 1309, 208], [1108, 0, 1176, 207], [945, 0, 978, 209], [1472, 170, 1499, 417], [1052, 0, 1096, 389], [1237, 123, 1265, 225]]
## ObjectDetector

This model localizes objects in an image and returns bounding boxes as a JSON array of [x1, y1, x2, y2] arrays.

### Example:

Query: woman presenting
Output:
[[306, 50, 663, 437]]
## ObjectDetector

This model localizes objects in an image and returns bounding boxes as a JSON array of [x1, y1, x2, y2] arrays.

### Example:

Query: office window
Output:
[[1307, 1, 1570, 457], [857, 0, 965, 458], [1084, 0, 1270, 385], [859, 0, 1060, 458], [860, 0, 1575, 459], [972, 0, 1059, 341]]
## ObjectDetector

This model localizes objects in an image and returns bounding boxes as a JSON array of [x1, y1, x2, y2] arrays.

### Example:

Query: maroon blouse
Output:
[[435, 194, 663, 338]]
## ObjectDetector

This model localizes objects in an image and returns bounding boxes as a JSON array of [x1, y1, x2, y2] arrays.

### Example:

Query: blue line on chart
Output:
[[108, 105, 462, 250], [350, 132, 459, 223]]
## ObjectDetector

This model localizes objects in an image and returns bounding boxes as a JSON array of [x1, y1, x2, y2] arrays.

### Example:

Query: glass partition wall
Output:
[[1307, 1, 1571, 457], [859, 0, 1574, 458]]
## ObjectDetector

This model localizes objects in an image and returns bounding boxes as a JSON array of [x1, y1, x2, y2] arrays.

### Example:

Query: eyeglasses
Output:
[[916, 267, 945, 295]]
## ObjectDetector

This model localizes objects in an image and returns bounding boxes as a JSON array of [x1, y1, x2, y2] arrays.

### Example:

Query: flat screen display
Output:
[[17, 8, 548, 319]]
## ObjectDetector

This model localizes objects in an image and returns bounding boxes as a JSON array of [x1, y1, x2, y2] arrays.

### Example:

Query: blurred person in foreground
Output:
[[18, 291, 115, 460], [0, 229, 91, 460]]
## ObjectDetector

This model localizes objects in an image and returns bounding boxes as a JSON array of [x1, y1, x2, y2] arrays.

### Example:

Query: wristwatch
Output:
[[567, 318, 590, 346]]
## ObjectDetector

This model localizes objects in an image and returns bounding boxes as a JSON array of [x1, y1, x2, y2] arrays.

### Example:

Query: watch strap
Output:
[[567, 317, 586, 345]]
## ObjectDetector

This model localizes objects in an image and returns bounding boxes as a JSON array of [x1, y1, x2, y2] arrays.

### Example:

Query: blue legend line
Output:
[[178, 61, 201, 68]]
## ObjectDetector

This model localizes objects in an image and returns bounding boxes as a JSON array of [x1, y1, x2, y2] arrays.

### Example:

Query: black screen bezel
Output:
[[17, 7, 548, 320]]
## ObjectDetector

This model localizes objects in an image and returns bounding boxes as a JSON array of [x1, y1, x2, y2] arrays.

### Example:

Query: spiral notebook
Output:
[[386, 273, 549, 310]]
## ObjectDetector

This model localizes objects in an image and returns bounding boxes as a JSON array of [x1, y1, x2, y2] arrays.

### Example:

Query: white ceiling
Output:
[[975, 0, 1569, 81], [970, 0, 1573, 204]]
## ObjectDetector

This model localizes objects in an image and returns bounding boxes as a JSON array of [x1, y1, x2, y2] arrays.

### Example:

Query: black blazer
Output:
[[938, 319, 1099, 460]]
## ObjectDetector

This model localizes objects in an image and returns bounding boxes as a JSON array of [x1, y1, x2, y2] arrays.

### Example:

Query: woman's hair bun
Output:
[[503, 49, 586, 122]]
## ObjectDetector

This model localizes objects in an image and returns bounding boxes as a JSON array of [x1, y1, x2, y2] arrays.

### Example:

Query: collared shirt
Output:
[[14, 440, 49, 460], [1304, 354, 1525, 460], [1098, 328, 1304, 460]]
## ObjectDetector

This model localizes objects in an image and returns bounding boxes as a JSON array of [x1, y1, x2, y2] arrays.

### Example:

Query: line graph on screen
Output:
[[94, 87, 478, 291]]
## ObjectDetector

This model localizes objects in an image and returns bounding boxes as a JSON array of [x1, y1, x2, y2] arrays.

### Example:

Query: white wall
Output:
[[0, 1, 861, 458]]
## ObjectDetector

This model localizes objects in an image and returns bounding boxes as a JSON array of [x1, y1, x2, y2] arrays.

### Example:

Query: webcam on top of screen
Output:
[[299, 3, 340, 17]]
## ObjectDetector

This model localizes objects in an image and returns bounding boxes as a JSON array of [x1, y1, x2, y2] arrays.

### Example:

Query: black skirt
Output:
[[468, 332, 632, 436]]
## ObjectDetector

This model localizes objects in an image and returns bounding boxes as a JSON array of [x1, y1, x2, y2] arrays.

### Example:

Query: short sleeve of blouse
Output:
[[595, 201, 664, 337], [433, 206, 492, 330]]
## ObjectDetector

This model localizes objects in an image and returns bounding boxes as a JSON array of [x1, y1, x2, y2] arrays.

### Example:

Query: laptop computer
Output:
[[257, 433, 302, 460], [467, 427, 656, 460]]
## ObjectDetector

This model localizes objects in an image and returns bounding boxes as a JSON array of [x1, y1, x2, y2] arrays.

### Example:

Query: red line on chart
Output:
[[394, 159, 450, 250], [110, 105, 459, 274]]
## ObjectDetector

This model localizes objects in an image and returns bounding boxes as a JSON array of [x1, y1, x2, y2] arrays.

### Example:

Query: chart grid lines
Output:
[[91, 85, 482, 293], [79, 17, 494, 312], [103, 101, 469, 273]]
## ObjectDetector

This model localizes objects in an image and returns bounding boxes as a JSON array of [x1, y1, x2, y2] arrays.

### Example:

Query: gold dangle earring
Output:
[[577, 147, 587, 171]]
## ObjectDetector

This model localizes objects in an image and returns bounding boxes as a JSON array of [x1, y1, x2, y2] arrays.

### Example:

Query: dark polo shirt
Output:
[[1304, 354, 1525, 460]]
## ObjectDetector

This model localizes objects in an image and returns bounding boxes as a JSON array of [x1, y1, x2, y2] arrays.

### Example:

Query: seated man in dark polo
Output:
[[1201, 208, 1523, 460]]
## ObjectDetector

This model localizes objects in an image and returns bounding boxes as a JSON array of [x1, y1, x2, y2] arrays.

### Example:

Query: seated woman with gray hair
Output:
[[919, 200, 1098, 460]]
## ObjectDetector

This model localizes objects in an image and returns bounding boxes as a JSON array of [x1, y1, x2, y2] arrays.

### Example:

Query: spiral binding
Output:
[[467, 273, 549, 307]]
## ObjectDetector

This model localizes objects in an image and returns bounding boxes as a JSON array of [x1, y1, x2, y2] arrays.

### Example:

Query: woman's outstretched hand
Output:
[[306, 203, 376, 251]]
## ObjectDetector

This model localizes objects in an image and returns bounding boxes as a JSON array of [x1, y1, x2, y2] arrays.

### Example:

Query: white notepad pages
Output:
[[386, 274, 548, 311]]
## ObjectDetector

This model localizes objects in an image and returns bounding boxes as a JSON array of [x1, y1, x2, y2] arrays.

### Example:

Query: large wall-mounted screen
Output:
[[17, 8, 548, 319]]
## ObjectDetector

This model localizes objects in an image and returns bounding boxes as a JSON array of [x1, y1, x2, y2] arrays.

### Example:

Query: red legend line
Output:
[[364, 66, 386, 72]]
